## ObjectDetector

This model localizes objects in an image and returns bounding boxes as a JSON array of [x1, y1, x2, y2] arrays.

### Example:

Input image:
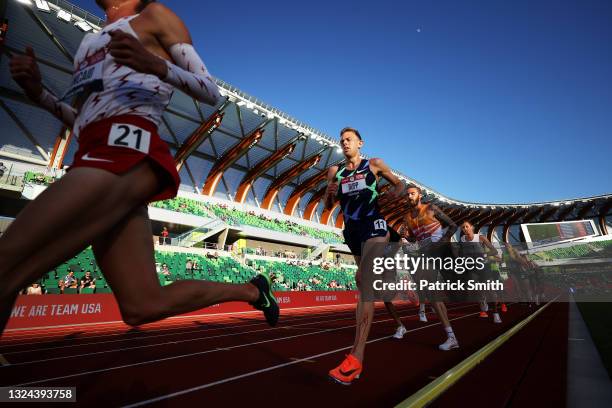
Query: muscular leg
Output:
[[384, 301, 403, 327], [92, 206, 259, 326], [0, 162, 169, 333], [432, 301, 451, 328], [350, 234, 389, 363]]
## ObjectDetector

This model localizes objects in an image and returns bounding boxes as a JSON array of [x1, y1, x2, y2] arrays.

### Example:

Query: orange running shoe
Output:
[[329, 354, 363, 385], [501, 304, 508, 313], [479, 311, 489, 318]]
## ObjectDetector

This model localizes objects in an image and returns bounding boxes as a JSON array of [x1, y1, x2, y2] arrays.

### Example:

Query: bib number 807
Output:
[[108, 123, 151, 154]]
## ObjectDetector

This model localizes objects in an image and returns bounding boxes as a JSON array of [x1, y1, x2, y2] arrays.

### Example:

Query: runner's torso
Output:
[[335, 159, 381, 227], [404, 203, 443, 243], [68, 15, 173, 137], [460, 233, 485, 257]]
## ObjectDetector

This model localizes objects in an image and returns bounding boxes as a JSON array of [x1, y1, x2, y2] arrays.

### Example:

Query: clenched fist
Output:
[[108, 30, 167, 78]]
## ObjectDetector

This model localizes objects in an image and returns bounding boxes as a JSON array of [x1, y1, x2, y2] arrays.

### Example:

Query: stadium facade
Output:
[[1, 0, 611, 246]]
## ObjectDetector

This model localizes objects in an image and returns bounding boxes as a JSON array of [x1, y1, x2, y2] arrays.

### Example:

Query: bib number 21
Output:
[[108, 123, 151, 154]]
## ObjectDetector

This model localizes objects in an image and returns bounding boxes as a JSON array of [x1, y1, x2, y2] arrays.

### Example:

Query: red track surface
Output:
[[0, 301, 554, 407]]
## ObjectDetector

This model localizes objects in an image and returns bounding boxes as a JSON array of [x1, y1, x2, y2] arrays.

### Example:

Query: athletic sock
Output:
[[419, 303, 426, 313], [444, 326, 455, 338]]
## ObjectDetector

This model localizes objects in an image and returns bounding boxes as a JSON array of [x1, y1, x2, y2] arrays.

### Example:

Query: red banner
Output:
[[6, 291, 358, 330]]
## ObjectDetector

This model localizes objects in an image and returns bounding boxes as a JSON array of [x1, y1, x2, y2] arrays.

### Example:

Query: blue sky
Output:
[[71, 0, 611, 204]]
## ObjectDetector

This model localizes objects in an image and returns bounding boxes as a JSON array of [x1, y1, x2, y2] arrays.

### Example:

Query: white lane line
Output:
[[1, 304, 419, 356], [6, 305, 466, 368], [13, 305, 478, 387], [121, 312, 483, 408], [0, 303, 377, 349]]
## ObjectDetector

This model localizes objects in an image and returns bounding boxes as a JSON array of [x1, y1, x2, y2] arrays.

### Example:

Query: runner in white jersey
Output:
[[0, 0, 279, 335], [460, 221, 502, 323]]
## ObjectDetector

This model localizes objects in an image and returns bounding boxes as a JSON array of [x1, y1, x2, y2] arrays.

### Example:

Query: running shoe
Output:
[[493, 313, 502, 324], [418, 311, 428, 322], [329, 354, 362, 385], [249, 274, 279, 327], [479, 311, 489, 318], [393, 325, 407, 339], [501, 303, 508, 313], [439, 336, 459, 351]]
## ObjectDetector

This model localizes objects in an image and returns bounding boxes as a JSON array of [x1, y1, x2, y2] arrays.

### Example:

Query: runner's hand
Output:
[[9, 46, 43, 101], [327, 181, 339, 197], [108, 30, 167, 78]]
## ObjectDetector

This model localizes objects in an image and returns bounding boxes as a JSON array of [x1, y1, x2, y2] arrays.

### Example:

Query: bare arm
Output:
[[480, 235, 501, 261], [430, 204, 458, 242], [324, 166, 339, 210], [370, 158, 404, 207], [9, 47, 77, 127], [107, 4, 221, 106]]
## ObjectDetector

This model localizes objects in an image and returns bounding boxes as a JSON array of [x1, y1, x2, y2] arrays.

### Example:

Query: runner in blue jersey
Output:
[[326, 127, 405, 385]]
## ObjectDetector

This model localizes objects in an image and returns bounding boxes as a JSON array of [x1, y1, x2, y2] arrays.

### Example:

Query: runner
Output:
[[460, 220, 502, 323], [401, 184, 460, 350], [0, 0, 278, 335], [326, 127, 405, 385]]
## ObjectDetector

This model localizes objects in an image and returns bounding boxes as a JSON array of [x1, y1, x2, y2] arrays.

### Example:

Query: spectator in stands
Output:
[[26, 283, 42, 295], [160, 226, 170, 245], [185, 259, 193, 274], [0, 162, 6, 178], [213, 251, 219, 259], [160, 263, 170, 276], [58, 271, 78, 293], [297, 280, 306, 291], [80, 271, 96, 290]]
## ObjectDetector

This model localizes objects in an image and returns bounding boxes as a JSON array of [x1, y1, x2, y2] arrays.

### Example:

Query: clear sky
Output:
[[70, 0, 612, 204]]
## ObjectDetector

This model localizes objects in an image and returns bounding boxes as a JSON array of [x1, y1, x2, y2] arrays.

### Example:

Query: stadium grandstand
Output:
[[0, 0, 611, 407]]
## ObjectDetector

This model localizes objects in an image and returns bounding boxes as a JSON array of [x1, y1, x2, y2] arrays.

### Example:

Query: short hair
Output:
[[340, 127, 362, 140], [406, 183, 421, 193]]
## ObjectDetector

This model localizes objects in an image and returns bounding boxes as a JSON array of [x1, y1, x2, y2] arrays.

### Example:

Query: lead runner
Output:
[[0, 0, 278, 334]]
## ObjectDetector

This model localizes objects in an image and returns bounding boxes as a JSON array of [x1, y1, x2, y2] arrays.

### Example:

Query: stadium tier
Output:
[[530, 238, 612, 261], [40, 247, 356, 294], [150, 196, 344, 244]]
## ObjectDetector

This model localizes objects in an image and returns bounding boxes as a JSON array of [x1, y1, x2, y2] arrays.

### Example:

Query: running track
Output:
[[0, 301, 551, 407]]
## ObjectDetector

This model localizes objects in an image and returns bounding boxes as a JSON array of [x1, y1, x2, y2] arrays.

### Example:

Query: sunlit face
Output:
[[340, 131, 363, 158], [461, 222, 474, 235], [407, 188, 421, 207]]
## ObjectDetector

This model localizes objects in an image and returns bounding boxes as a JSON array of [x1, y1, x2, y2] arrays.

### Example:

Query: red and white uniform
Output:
[[70, 15, 173, 137]]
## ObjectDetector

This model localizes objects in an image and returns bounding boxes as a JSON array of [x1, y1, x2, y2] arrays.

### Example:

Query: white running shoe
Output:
[[480, 301, 489, 312], [393, 325, 407, 339], [418, 311, 428, 322], [439, 336, 459, 351], [493, 313, 502, 324]]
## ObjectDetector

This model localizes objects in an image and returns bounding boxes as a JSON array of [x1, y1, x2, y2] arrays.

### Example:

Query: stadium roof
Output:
[[1, 0, 610, 237]]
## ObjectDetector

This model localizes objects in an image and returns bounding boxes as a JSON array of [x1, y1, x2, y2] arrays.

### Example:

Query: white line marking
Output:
[[6, 305, 466, 367], [1, 304, 418, 356], [12, 305, 478, 387], [121, 312, 482, 408]]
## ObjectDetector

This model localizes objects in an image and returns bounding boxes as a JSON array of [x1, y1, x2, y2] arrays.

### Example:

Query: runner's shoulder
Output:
[[140, 3, 184, 28]]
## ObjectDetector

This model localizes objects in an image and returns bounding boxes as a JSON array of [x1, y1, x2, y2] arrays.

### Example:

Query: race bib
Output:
[[108, 123, 151, 154], [341, 173, 366, 194], [373, 219, 387, 231], [62, 49, 105, 101]]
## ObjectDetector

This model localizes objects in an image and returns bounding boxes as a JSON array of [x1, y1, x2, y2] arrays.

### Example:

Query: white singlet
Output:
[[68, 15, 173, 137]]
